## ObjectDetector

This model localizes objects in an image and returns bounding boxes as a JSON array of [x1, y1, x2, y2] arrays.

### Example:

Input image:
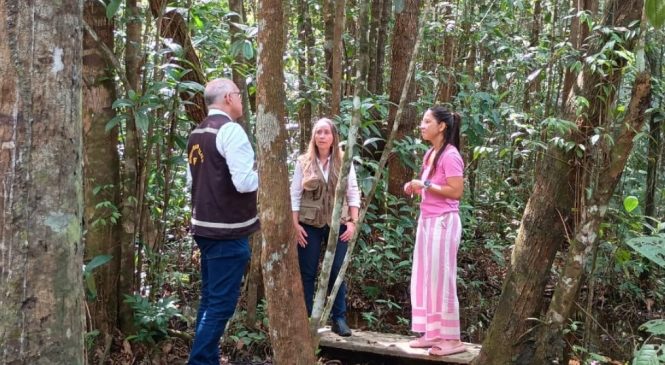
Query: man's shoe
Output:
[[331, 318, 352, 337]]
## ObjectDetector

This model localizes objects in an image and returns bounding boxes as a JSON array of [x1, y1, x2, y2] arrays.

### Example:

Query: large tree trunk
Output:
[[386, 0, 420, 196], [0, 0, 85, 363], [255, 0, 316, 363], [475, 1, 645, 363], [534, 71, 651, 364], [82, 0, 122, 351]]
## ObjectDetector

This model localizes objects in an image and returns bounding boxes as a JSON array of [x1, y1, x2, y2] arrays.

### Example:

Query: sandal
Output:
[[408, 337, 440, 348], [428, 342, 466, 356]]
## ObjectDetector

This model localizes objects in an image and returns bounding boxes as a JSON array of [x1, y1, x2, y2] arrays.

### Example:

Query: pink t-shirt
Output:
[[419, 144, 464, 217]]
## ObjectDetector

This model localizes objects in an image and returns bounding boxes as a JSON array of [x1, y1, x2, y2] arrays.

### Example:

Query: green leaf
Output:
[[646, 0, 665, 28], [623, 195, 639, 213], [632, 344, 660, 365], [105, 0, 121, 20], [84, 255, 113, 274], [112, 98, 134, 109], [639, 319, 665, 336], [135, 112, 149, 131], [242, 40, 254, 60], [625, 236, 665, 269]]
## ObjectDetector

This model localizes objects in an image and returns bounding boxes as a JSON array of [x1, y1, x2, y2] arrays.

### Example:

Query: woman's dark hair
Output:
[[423, 106, 461, 179]]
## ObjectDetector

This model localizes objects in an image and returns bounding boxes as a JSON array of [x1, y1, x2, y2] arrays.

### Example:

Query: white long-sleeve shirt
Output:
[[290, 157, 361, 211], [187, 109, 258, 193]]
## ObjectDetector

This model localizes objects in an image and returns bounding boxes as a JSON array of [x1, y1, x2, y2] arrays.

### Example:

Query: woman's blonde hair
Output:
[[300, 118, 343, 187]]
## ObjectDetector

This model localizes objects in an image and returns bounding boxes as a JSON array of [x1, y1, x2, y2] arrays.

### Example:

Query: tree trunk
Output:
[[297, 0, 315, 153], [367, 0, 381, 94], [0, 0, 85, 362], [561, 0, 597, 108], [323, 0, 335, 115], [475, 1, 645, 363], [534, 71, 651, 364], [374, 0, 391, 96], [228, 0, 252, 127], [644, 41, 662, 222], [118, 0, 142, 333], [331, 0, 346, 117], [435, 3, 457, 103], [82, 0, 122, 347], [386, 0, 421, 197], [255, 0, 316, 363]]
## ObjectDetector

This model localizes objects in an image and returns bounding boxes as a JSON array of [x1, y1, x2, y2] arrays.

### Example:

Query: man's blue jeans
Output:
[[297, 223, 348, 320], [188, 236, 250, 365]]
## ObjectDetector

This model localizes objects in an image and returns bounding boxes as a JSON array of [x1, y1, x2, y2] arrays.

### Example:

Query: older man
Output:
[[187, 78, 259, 365]]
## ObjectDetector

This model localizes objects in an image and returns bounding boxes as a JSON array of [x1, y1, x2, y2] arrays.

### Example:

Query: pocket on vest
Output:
[[300, 202, 320, 221]]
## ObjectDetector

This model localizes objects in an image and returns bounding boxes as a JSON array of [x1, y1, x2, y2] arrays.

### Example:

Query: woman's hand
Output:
[[340, 221, 355, 242], [405, 179, 425, 195], [294, 223, 308, 247], [403, 181, 413, 195]]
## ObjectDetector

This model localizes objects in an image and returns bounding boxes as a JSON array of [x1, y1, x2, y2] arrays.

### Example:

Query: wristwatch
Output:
[[423, 180, 431, 190]]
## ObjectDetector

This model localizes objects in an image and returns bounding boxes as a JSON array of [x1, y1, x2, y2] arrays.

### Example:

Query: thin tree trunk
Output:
[[375, 0, 391, 96], [255, 0, 316, 362], [229, 0, 252, 127], [297, 0, 315, 153], [331, 0, 346, 117], [367, 0, 381, 94], [82, 0, 122, 347], [323, 0, 335, 115], [436, 2, 458, 103], [644, 41, 662, 222], [386, 0, 421, 197], [561, 0, 597, 109], [118, 0, 142, 333], [0, 0, 85, 362]]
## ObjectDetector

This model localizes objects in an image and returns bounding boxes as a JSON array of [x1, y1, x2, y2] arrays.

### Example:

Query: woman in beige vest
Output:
[[290, 118, 361, 336]]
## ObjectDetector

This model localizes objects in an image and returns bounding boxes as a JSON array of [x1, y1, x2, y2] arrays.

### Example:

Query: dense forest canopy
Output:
[[1, 0, 664, 364]]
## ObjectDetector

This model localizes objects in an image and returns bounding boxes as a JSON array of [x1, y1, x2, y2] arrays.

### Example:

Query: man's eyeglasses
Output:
[[228, 91, 241, 97]]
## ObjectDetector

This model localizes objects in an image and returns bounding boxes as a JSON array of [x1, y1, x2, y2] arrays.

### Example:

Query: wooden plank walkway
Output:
[[318, 327, 480, 364]]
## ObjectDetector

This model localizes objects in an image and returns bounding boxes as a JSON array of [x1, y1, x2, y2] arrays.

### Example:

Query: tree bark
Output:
[[374, 0, 391, 96], [228, 0, 252, 127], [475, 1, 645, 363], [255, 0, 316, 363], [386, 0, 421, 196], [367, 0, 381, 94], [331, 0, 346, 117], [117, 0, 143, 333], [534, 71, 651, 364], [82, 0, 122, 346], [561, 0, 597, 108], [644, 41, 662, 222], [297, 0, 315, 153], [0, 0, 85, 362], [323, 0, 335, 115]]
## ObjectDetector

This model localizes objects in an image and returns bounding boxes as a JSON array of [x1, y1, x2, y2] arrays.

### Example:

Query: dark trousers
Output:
[[188, 236, 250, 365], [297, 223, 348, 320]]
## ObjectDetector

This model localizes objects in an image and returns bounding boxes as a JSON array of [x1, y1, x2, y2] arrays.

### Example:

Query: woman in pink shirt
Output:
[[403, 106, 465, 356]]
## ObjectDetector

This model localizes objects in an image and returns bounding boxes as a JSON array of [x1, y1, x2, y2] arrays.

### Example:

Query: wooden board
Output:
[[318, 327, 480, 364]]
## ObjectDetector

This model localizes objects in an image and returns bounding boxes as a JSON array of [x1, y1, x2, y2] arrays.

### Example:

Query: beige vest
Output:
[[298, 158, 349, 228]]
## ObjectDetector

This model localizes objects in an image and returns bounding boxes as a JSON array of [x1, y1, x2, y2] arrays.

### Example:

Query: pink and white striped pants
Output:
[[410, 212, 462, 340]]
